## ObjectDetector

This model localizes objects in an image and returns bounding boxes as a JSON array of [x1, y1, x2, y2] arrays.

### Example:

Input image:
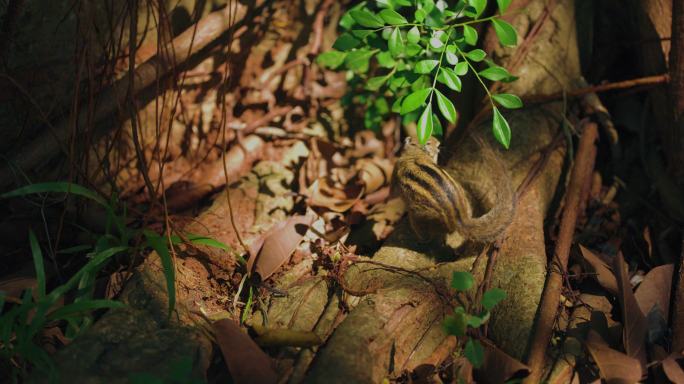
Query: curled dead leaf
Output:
[[476, 339, 530, 384], [612, 252, 647, 371], [662, 354, 684, 384], [584, 330, 642, 384], [212, 319, 277, 384], [634, 263, 673, 317], [247, 214, 314, 280], [355, 158, 392, 194], [308, 178, 364, 213], [578, 245, 618, 295]]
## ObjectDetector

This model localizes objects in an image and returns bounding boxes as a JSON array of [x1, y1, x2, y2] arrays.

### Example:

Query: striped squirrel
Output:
[[392, 136, 515, 245]]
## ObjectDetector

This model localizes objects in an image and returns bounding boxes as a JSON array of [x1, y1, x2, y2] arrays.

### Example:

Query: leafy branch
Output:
[[317, 0, 524, 147]]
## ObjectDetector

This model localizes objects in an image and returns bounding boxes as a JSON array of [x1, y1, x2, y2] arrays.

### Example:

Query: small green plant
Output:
[[317, 0, 522, 148], [0, 229, 126, 380], [442, 271, 506, 368], [0, 182, 230, 381]]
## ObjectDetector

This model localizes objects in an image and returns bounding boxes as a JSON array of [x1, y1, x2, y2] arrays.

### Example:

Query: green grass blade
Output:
[[185, 233, 229, 250], [143, 230, 176, 317], [28, 230, 46, 299], [48, 246, 129, 301], [47, 299, 125, 321], [1, 182, 106, 206]]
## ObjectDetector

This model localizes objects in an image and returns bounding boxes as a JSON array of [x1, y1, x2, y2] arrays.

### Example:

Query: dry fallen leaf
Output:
[[612, 252, 647, 371], [212, 319, 278, 384], [355, 158, 392, 194], [584, 330, 642, 384], [308, 178, 364, 213], [578, 245, 618, 295], [0, 275, 37, 302], [251, 324, 322, 348], [477, 339, 530, 383], [247, 214, 313, 280], [634, 263, 673, 317], [662, 354, 684, 384]]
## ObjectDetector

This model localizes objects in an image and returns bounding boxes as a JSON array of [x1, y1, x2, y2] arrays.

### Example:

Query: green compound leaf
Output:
[[437, 67, 462, 91], [432, 112, 444, 136], [443, 312, 467, 337], [479, 66, 512, 81], [379, 9, 408, 25], [389, 27, 405, 57], [376, 51, 396, 68], [454, 61, 469, 75], [414, 8, 427, 22], [350, 29, 375, 39], [497, 0, 513, 13], [468, 0, 487, 18], [465, 49, 486, 62], [492, 93, 523, 109], [451, 271, 474, 291], [463, 25, 478, 45], [492, 18, 518, 46], [429, 35, 444, 49], [464, 339, 485, 368], [406, 43, 422, 57], [350, 9, 385, 28], [345, 49, 376, 73], [414, 59, 439, 74], [366, 75, 390, 91], [435, 89, 457, 123], [332, 33, 361, 51], [445, 45, 458, 65], [316, 51, 347, 69], [417, 104, 434, 145], [492, 107, 512, 149], [482, 288, 507, 310], [400, 88, 432, 114], [392, 96, 404, 113], [407, 26, 420, 44]]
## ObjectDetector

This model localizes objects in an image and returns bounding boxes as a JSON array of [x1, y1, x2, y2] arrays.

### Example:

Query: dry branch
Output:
[[524, 122, 598, 383], [0, 2, 256, 188]]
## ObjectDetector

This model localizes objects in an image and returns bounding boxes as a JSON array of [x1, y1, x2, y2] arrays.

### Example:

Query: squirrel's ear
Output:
[[403, 136, 412, 146]]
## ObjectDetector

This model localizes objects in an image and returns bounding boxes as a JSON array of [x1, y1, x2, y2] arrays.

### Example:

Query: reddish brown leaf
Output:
[[308, 178, 363, 212], [662, 354, 684, 384], [0, 276, 37, 302], [584, 330, 642, 384], [164, 182, 214, 212], [634, 263, 673, 317], [355, 158, 392, 194], [477, 339, 530, 383], [247, 214, 313, 280], [612, 252, 647, 370], [579, 245, 618, 295], [212, 319, 277, 384]]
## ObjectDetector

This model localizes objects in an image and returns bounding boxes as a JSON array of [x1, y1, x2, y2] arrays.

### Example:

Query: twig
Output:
[[219, 0, 250, 256], [128, 0, 158, 205], [523, 122, 598, 383], [0, 2, 254, 188], [304, 0, 335, 109], [470, 74, 669, 129]]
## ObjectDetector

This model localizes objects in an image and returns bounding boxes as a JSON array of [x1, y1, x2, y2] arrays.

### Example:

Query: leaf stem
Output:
[[428, 27, 454, 105], [454, 45, 495, 108]]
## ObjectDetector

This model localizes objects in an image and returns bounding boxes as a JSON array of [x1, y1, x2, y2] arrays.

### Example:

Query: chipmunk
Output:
[[392, 135, 515, 245]]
